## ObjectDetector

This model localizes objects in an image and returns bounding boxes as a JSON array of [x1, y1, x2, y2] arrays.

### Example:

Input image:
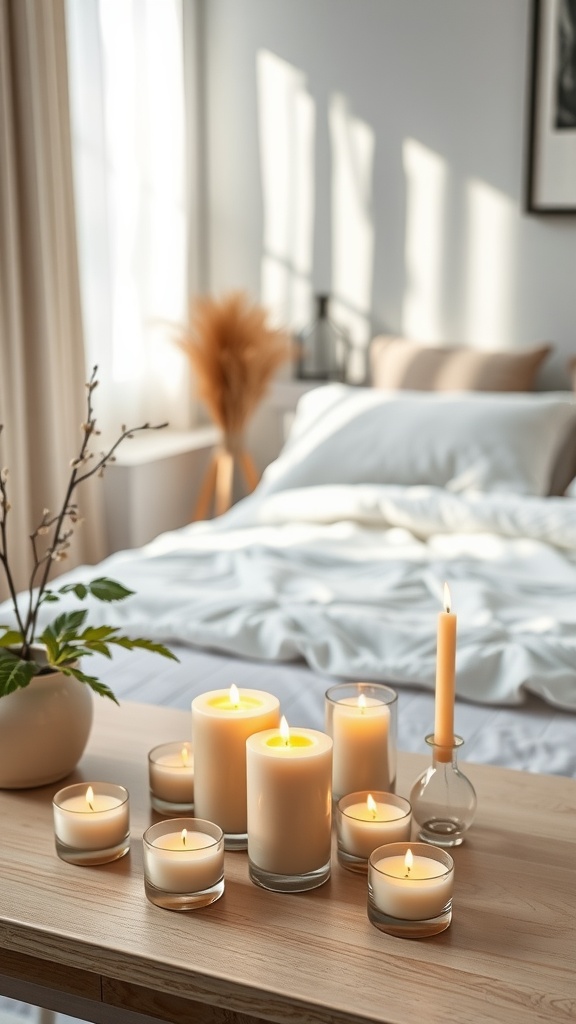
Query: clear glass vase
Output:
[[410, 735, 477, 847]]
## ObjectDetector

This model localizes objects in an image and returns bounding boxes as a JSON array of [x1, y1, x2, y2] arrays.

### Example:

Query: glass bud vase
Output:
[[410, 735, 477, 847]]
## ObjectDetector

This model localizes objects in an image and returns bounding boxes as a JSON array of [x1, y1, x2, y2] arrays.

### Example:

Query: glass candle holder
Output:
[[148, 741, 194, 814], [336, 792, 412, 873], [53, 782, 130, 866], [368, 842, 454, 938], [143, 817, 224, 911], [325, 682, 398, 802], [410, 735, 477, 847]]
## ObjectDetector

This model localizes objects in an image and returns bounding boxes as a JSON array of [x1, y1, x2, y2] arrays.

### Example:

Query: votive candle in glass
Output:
[[148, 741, 194, 814], [53, 782, 130, 865], [368, 842, 454, 938], [143, 818, 224, 910], [336, 792, 412, 872]]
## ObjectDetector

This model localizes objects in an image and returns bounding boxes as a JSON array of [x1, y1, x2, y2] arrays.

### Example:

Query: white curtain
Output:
[[65, 0, 192, 435], [0, 0, 106, 600]]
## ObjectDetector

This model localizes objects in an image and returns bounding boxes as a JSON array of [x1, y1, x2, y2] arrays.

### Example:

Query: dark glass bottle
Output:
[[296, 294, 350, 381]]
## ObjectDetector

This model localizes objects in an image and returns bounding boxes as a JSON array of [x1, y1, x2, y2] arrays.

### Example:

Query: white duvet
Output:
[[24, 479, 576, 712], [9, 386, 576, 712]]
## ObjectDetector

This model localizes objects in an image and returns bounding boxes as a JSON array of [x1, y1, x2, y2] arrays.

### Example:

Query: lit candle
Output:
[[191, 686, 280, 841], [326, 684, 396, 801], [53, 782, 130, 864], [246, 717, 332, 889], [143, 817, 224, 909], [434, 583, 457, 761], [337, 791, 412, 866], [369, 842, 454, 922], [148, 741, 194, 811]]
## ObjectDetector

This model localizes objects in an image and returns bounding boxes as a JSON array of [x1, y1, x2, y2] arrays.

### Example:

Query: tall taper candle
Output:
[[434, 583, 456, 762]]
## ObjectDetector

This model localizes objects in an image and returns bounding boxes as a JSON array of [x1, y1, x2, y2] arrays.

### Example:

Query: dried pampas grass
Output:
[[177, 291, 292, 446]]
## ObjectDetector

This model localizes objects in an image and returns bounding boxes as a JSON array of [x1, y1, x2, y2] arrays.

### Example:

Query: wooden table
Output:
[[0, 700, 575, 1024]]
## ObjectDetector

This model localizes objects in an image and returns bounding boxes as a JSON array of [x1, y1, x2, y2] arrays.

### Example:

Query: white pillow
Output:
[[259, 385, 576, 497]]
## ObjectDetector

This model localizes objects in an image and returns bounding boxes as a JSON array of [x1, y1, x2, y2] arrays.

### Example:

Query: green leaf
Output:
[[86, 578, 134, 603], [59, 582, 88, 600], [47, 610, 88, 641], [0, 652, 40, 696], [0, 629, 24, 648], [79, 625, 119, 642], [39, 590, 60, 604], [61, 665, 120, 705], [110, 636, 179, 661]]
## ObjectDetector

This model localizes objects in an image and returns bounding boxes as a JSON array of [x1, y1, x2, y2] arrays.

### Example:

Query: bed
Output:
[[22, 380, 576, 780]]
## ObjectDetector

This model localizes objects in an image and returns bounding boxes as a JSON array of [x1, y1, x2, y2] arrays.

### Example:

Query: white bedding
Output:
[[4, 385, 576, 737]]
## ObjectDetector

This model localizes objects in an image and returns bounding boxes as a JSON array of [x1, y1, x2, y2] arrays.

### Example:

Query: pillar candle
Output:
[[331, 695, 391, 798], [246, 719, 332, 876], [434, 583, 457, 761], [192, 686, 280, 836]]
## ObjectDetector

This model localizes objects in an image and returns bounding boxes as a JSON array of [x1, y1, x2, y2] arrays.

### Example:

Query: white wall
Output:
[[200, 0, 576, 388]]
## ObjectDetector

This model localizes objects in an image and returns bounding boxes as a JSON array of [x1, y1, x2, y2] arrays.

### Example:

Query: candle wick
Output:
[[88, 800, 95, 812]]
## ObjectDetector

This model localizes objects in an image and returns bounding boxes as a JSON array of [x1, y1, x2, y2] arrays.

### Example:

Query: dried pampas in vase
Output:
[[177, 291, 292, 518]]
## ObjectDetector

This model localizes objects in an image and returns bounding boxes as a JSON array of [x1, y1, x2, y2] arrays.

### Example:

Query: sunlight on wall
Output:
[[329, 93, 374, 381], [402, 138, 447, 342], [257, 49, 315, 328], [464, 179, 515, 349]]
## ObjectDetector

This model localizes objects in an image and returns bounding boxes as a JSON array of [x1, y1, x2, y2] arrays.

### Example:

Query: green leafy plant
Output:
[[0, 367, 177, 703]]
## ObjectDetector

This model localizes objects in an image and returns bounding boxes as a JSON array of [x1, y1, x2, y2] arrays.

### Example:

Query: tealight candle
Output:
[[336, 791, 412, 871], [143, 818, 224, 910], [53, 782, 130, 865], [368, 841, 454, 938], [246, 717, 332, 892], [325, 683, 398, 801], [148, 741, 194, 813], [192, 686, 280, 847]]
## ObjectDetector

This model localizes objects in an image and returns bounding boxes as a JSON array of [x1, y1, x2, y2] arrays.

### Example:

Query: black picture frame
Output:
[[526, 0, 576, 213]]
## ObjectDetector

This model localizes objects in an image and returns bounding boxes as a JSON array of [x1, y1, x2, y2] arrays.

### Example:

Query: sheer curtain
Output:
[[65, 0, 192, 435], [0, 0, 106, 600]]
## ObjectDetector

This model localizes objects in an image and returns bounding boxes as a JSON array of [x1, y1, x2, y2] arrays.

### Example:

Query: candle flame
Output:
[[367, 793, 377, 819], [404, 848, 413, 877], [181, 745, 190, 766], [443, 582, 451, 614], [85, 786, 95, 811], [181, 829, 187, 847], [358, 693, 367, 712], [229, 683, 240, 708], [280, 715, 290, 746]]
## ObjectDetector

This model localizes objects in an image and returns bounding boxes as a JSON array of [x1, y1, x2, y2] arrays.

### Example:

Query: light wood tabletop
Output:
[[0, 698, 575, 1024]]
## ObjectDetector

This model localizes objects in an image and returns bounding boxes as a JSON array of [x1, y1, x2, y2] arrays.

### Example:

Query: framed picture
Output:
[[527, 0, 576, 212]]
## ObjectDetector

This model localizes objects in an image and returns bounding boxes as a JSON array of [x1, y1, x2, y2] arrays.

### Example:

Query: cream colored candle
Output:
[[331, 695, 391, 798], [144, 826, 224, 893], [53, 784, 129, 851], [369, 844, 454, 920], [148, 742, 194, 805], [192, 686, 280, 836], [246, 719, 332, 877], [337, 792, 412, 860], [434, 583, 457, 761]]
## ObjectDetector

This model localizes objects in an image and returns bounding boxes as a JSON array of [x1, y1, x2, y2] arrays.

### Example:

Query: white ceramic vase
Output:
[[0, 669, 93, 789]]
